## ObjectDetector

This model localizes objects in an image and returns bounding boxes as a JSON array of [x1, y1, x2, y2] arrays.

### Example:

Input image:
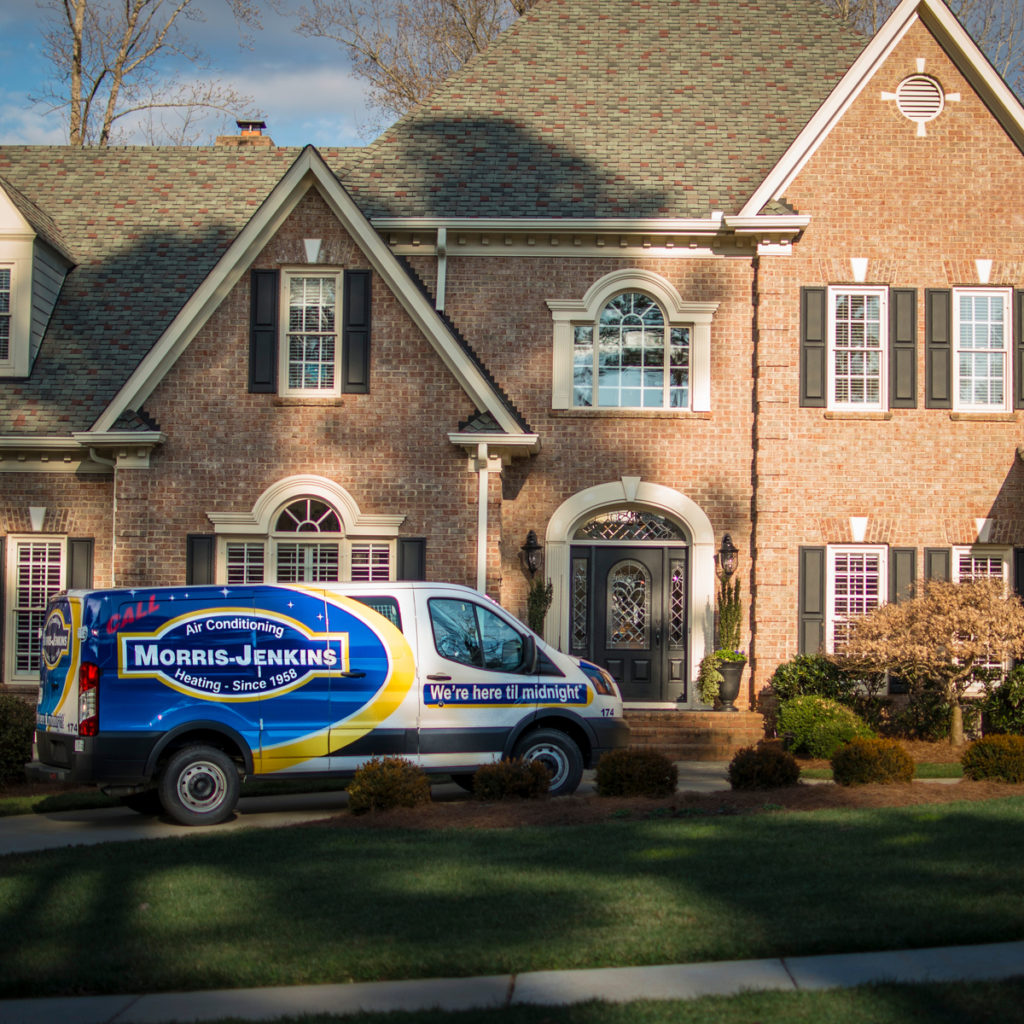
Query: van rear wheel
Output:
[[513, 729, 583, 796], [159, 745, 240, 826]]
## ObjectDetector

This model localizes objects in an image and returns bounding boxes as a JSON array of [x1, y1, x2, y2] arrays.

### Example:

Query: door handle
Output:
[[654, 628, 662, 646], [426, 673, 452, 681]]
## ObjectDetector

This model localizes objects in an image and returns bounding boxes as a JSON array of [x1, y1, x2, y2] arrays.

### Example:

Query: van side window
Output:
[[429, 598, 528, 673], [351, 596, 402, 629]]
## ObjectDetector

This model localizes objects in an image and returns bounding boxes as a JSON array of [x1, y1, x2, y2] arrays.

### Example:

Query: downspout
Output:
[[435, 227, 447, 312], [88, 448, 117, 587], [471, 442, 503, 593]]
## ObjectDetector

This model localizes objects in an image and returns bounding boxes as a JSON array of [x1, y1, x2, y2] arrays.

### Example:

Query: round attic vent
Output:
[[896, 75, 944, 126]]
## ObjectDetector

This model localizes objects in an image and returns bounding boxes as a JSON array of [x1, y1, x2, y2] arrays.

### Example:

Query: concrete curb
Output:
[[1, 941, 1022, 1024]]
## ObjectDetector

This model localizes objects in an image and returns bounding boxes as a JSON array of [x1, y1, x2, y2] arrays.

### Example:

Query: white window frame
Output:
[[825, 545, 887, 654], [4, 535, 66, 685], [952, 545, 1011, 684], [827, 286, 888, 411], [0, 248, 32, 377], [952, 288, 1011, 413], [279, 269, 342, 397], [547, 269, 718, 412], [221, 537, 396, 584], [0, 265, 11, 364]]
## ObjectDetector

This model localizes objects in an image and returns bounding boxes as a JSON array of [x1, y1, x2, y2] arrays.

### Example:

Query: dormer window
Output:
[[0, 268, 10, 362]]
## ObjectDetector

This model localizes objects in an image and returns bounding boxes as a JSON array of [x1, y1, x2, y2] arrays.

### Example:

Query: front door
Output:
[[569, 543, 689, 702]]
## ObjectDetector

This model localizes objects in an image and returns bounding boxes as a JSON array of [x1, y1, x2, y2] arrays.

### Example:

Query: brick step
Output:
[[621, 710, 766, 762]]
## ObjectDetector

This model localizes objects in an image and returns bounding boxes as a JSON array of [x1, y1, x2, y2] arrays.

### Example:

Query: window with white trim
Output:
[[953, 545, 1011, 681], [826, 546, 887, 653], [953, 289, 1011, 411], [5, 536, 65, 683], [0, 267, 11, 363], [282, 273, 339, 396], [573, 292, 690, 409], [828, 287, 887, 410], [221, 498, 393, 583]]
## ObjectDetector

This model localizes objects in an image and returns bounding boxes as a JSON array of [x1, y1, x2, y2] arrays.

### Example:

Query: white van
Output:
[[27, 581, 628, 824]]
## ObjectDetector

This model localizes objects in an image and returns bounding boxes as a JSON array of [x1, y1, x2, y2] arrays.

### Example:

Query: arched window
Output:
[[224, 497, 392, 584]]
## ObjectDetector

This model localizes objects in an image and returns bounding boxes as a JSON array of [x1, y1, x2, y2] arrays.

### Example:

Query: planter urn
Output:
[[716, 658, 745, 712]]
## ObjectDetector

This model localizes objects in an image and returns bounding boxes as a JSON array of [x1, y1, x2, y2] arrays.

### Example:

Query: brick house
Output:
[[2, 0, 1023, 740]]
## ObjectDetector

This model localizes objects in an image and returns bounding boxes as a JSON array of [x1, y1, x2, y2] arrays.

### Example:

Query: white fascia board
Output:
[[94, 147, 527, 439], [72, 430, 166, 447], [0, 435, 82, 451], [741, 0, 1024, 218], [447, 431, 541, 458], [723, 216, 811, 233], [372, 216, 728, 234]]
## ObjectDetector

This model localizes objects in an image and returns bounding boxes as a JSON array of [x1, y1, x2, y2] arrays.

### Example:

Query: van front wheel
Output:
[[159, 745, 240, 826], [513, 729, 583, 796]]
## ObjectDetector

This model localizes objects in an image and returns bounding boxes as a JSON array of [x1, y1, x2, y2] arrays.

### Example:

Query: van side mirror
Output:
[[520, 634, 538, 674]]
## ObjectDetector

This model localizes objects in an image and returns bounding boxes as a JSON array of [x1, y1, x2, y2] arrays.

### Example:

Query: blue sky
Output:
[[0, 0, 385, 147]]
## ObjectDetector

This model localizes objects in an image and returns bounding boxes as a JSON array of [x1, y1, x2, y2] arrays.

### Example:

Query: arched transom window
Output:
[[573, 292, 689, 409], [223, 498, 392, 584]]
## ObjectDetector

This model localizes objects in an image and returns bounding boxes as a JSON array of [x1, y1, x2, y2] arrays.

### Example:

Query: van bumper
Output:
[[26, 731, 158, 786], [586, 717, 631, 765]]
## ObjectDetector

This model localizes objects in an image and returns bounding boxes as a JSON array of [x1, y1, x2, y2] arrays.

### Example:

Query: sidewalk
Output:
[[1, 941, 1022, 1023]]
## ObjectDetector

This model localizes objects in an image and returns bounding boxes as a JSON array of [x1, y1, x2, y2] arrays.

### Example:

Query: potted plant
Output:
[[699, 571, 745, 711]]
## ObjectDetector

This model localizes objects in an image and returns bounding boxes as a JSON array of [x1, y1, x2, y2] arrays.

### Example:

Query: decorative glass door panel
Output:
[[606, 560, 650, 650]]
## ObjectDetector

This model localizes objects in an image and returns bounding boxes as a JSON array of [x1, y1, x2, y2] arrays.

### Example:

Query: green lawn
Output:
[[800, 762, 963, 780], [193, 979, 1024, 1024], [2, 795, 1023, 999]]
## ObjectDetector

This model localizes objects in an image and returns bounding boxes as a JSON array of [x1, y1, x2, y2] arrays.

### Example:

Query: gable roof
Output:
[[342, 0, 867, 220], [0, 175, 75, 263], [740, 0, 1024, 216]]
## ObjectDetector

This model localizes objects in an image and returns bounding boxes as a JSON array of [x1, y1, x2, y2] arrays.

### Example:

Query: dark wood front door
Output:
[[569, 544, 689, 702]]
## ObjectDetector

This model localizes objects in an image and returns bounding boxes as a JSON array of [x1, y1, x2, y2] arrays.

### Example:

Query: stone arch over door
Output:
[[545, 478, 715, 706]]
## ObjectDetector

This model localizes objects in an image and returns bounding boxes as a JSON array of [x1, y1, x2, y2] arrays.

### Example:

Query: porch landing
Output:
[[624, 710, 765, 761]]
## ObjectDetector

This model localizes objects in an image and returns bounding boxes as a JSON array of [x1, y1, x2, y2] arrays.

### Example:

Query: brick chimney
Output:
[[216, 119, 275, 148]]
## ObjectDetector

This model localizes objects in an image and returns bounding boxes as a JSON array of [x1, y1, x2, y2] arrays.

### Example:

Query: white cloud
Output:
[[0, 93, 66, 145]]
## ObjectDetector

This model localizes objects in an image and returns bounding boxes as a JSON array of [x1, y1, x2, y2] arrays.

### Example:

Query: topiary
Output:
[[346, 756, 431, 815], [961, 734, 1024, 782], [728, 743, 800, 790], [0, 693, 35, 783], [472, 758, 550, 801], [595, 748, 678, 798], [831, 737, 915, 786], [777, 695, 874, 759]]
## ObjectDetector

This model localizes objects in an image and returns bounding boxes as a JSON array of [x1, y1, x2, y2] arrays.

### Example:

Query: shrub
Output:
[[0, 693, 35, 783], [472, 758, 550, 801], [961, 734, 1024, 782], [777, 696, 874, 759], [769, 654, 856, 704], [595, 748, 678, 798], [885, 686, 952, 741], [831, 737, 915, 786], [982, 667, 1024, 736], [346, 756, 431, 815], [728, 743, 800, 790]]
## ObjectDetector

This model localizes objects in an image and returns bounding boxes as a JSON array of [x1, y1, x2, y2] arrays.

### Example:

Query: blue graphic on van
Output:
[[119, 608, 350, 701], [42, 608, 71, 670]]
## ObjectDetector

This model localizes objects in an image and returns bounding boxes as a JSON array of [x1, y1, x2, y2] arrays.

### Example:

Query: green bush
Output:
[[346, 756, 431, 815], [728, 743, 800, 790], [884, 687, 951, 741], [778, 695, 874, 759], [472, 758, 550, 800], [0, 693, 35, 783], [961, 734, 1024, 782], [831, 737, 915, 786], [595, 748, 678, 798], [769, 654, 856, 703], [982, 667, 1024, 736]]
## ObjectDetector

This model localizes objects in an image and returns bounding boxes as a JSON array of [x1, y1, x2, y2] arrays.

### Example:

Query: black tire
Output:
[[158, 745, 240, 826], [449, 772, 476, 792], [513, 729, 584, 796], [119, 790, 164, 816]]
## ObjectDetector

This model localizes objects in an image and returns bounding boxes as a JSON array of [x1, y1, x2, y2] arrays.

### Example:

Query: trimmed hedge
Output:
[[831, 737, 915, 786], [0, 693, 34, 783], [961, 734, 1024, 783], [346, 756, 431, 815], [595, 748, 678, 798], [778, 695, 874, 759], [728, 743, 800, 790], [472, 758, 550, 800]]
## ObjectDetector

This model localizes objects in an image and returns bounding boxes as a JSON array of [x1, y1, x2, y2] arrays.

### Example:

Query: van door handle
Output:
[[340, 670, 366, 678], [426, 673, 452, 681]]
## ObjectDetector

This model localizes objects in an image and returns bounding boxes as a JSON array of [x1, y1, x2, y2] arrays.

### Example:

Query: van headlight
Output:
[[579, 660, 618, 697]]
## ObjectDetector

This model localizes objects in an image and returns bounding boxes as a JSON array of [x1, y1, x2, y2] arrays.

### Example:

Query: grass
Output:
[[2, 795, 1024, 999], [188, 979, 1024, 1024], [801, 762, 963, 780]]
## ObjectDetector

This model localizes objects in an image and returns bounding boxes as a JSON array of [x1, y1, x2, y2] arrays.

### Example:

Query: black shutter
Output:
[[800, 287, 827, 408], [186, 534, 216, 586], [396, 538, 426, 581], [1014, 548, 1024, 596], [67, 538, 94, 590], [1015, 292, 1024, 410], [924, 547, 951, 582], [798, 546, 826, 654], [249, 269, 279, 393], [925, 289, 952, 409], [342, 269, 371, 394], [889, 547, 916, 603], [889, 289, 917, 409]]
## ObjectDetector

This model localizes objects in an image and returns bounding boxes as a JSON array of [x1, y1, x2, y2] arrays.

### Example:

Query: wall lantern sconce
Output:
[[520, 530, 543, 578], [717, 533, 738, 579]]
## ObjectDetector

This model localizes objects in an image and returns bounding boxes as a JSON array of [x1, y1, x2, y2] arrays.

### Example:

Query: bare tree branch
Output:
[[35, 0, 265, 146]]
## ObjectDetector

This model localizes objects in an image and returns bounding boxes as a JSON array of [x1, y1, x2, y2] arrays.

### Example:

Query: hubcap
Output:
[[524, 743, 568, 789], [177, 761, 227, 812]]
